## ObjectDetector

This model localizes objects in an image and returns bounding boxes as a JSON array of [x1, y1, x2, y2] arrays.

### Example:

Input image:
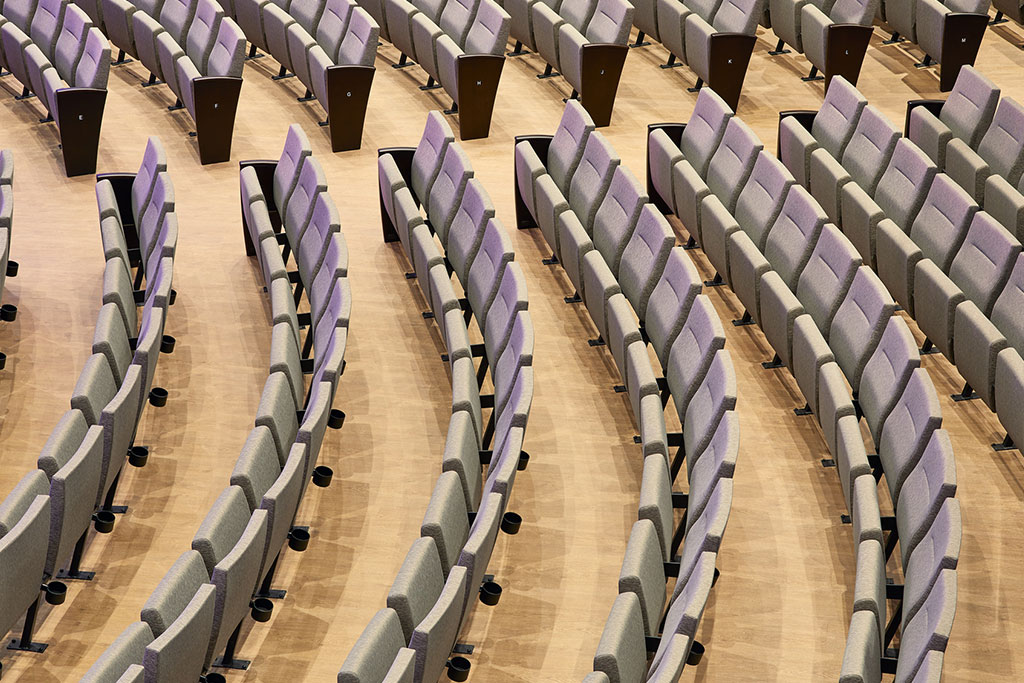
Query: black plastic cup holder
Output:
[[0, 352, 7, 371], [149, 387, 168, 407], [312, 465, 334, 488], [686, 641, 705, 666], [128, 445, 149, 468], [500, 512, 522, 535], [446, 656, 471, 681], [328, 409, 346, 430], [250, 597, 274, 622], [0, 304, 17, 322], [288, 527, 310, 552], [517, 451, 530, 471], [203, 673, 226, 683], [160, 335, 176, 354], [43, 581, 68, 606], [6, 260, 18, 277], [479, 580, 502, 606], [92, 510, 116, 534]]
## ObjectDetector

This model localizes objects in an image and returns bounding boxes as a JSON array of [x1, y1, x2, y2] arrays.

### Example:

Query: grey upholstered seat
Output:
[[80, 621, 153, 682], [592, 166, 647, 275], [420, 471, 470, 576], [388, 536, 445, 641], [643, 247, 701, 368], [827, 267, 896, 392], [908, 65, 999, 168], [893, 568, 957, 683], [516, 100, 594, 219], [648, 551, 717, 673], [839, 608, 881, 683], [945, 97, 1024, 201], [592, 591, 647, 683], [857, 316, 920, 446], [794, 224, 861, 337], [337, 608, 408, 683], [895, 428, 957, 568], [408, 564, 469, 683], [878, 367, 943, 506]]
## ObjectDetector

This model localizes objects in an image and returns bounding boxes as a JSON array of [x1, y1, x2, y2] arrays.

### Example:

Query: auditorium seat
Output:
[[893, 569, 956, 682], [592, 591, 646, 683], [80, 621, 154, 682], [337, 608, 409, 683], [857, 316, 920, 445], [945, 96, 1024, 202], [877, 368, 943, 505], [643, 247, 701, 368], [906, 65, 999, 168], [408, 564, 469, 683]]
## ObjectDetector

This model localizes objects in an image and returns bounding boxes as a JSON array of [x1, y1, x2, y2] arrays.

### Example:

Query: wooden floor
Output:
[[0, 15, 1023, 682]]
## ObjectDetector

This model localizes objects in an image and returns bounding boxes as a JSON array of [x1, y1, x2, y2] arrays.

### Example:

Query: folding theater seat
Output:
[[893, 569, 957, 682], [646, 86, 733, 217], [643, 247, 702, 369], [906, 67, 998, 168], [515, 99, 594, 230], [757, 273, 804, 373], [677, 0, 763, 112], [80, 621, 154, 681], [254, 442, 307, 597], [777, 75, 867, 188], [817, 360, 856, 457], [891, 0, 989, 92], [665, 295, 726, 420], [549, 0, 632, 125], [952, 300, 1007, 407], [647, 552, 718, 674], [945, 97, 1024, 202], [97, 364, 145, 509], [807, 105, 900, 225], [840, 138, 937, 267], [230, 425, 284, 512], [454, 490, 505, 615], [387, 536, 445, 643], [139, 550, 217, 681], [914, 212, 1020, 361], [794, 224, 860, 336], [701, 151, 794, 285], [592, 166, 647, 274], [990, 253, 1024, 356], [839, 590, 882, 682], [793, 0, 879, 87], [408, 565, 469, 683], [592, 592, 648, 683], [618, 520, 669, 640], [895, 429, 957, 567], [763, 188, 828, 292], [618, 206, 675, 321], [445, 179, 494, 284], [673, 116, 762, 248], [315, 0, 355, 59], [677, 350, 735, 479], [338, 608, 416, 683], [857, 316, 920, 445], [875, 174, 977, 315], [792, 314, 834, 416], [876, 367, 943, 507], [827, 267, 896, 392], [464, 218, 513, 331], [531, 0, 595, 76], [190, 486, 270, 669]]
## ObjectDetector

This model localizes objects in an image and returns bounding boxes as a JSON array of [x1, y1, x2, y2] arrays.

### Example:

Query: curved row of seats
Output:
[[783, 69, 1024, 457], [0, 150, 17, 368], [646, 87, 960, 682], [0, 137, 178, 677], [232, 0, 378, 152], [371, 0, 510, 140], [630, 0, 763, 112], [334, 110, 533, 682], [80, 124, 349, 682], [0, 0, 109, 175], [92, 0, 245, 164], [511, 100, 738, 680], [503, 0, 634, 126]]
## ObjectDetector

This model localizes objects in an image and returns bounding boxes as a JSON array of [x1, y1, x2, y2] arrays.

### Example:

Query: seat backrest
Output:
[[711, 0, 761, 34], [143, 582, 216, 683], [764, 196, 827, 291], [409, 565, 469, 683], [0, 485, 49, 637], [644, 248, 701, 366], [98, 364, 144, 506], [338, 608, 408, 683], [941, 65, 1000, 150], [207, 16, 244, 76], [191, 485, 251, 575], [141, 549, 211, 637], [735, 152, 795, 250], [159, 0, 197, 43], [273, 124, 312, 215], [682, 350, 737, 465], [707, 117, 763, 212], [841, 105, 901, 195], [839, 610, 882, 683], [53, 3, 90, 81], [419, 471, 469, 576], [388, 536, 444, 642], [337, 7, 378, 65], [910, 173, 978, 272], [71, 352, 118, 426], [619, 205, 675, 320], [37, 409, 89, 478], [949, 211, 1022, 315], [257, 443, 305, 583], [291, 0, 326, 33], [829, 0, 877, 24], [680, 88, 733, 178], [4, 0, 40, 31], [283, 155, 327, 246], [562, 0, 597, 30], [666, 295, 726, 422], [315, 0, 353, 58], [549, 100, 597, 194], [795, 224, 861, 337], [465, 217, 513, 324], [455, 491, 503, 615], [650, 551, 717, 671], [893, 569, 957, 682], [901, 497, 960, 627], [593, 592, 647, 683], [411, 111, 456, 206], [618, 519, 667, 637], [977, 97, 1024, 187], [812, 76, 868, 161], [592, 166, 647, 273], [896, 430, 957, 568], [73, 26, 111, 87], [584, 0, 632, 44], [463, 0, 509, 55], [991, 253, 1024, 356], [80, 622, 153, 681], [569, 132, 621, 234], [230, 425, 281, 510], [30, 0, 66, 58], [858, 315, 920, 445], [428, 143, 474, 244], [184, 0, 222, 72], [878, 367, 943, 505], [686, 410, 738, 512], [688, 0, 723, 22], [827, 267, 896, 391], [445, 178, 493, 281], [876, 139, 937, 231], [677, 478, 732, 584], [439, 0, 477, 45]]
